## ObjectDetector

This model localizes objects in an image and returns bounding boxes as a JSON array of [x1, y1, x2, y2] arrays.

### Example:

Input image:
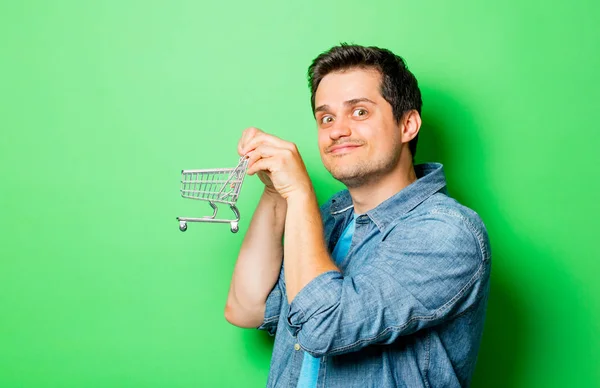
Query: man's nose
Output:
[[329, 116, 352, 140]]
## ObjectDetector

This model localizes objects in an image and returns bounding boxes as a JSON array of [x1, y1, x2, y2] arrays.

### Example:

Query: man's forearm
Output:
[[225, 189, 287, 327], [284, 190, 339, 304]]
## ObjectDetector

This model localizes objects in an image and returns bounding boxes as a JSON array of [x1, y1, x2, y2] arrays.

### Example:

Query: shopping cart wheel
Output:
[[179, 220, 188, 232], [230, 222, 239, 233]]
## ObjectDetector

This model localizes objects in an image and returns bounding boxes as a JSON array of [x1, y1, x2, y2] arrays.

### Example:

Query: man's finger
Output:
[[238, 127, 260, 156], [245, 150, 263, 170], [246, 157, 273, 176], [241, 132, 289, 156], [246, 145, 282, 170]]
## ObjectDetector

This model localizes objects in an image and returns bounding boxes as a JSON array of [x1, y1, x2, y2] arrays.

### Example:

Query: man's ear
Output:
[[401, 110, 421, 143]]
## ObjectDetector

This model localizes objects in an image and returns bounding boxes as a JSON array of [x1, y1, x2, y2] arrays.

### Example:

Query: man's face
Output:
[[314, 68, 403, 188]]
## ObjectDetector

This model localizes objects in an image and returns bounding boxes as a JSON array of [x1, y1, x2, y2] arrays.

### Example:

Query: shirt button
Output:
[[294, 343, 301, 351]]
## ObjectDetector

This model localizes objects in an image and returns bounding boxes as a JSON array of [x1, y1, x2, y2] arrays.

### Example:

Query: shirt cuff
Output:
[[287, 270, 343, 332], [257, 282, 282, 336]]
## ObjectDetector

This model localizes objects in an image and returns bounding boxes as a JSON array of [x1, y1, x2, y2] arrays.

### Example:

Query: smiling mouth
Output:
[[326, 142, 363, 154], [328, 144, 362, 154]]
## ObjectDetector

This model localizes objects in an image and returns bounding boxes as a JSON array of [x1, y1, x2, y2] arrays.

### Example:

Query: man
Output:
[[224, 44, 491, 388]]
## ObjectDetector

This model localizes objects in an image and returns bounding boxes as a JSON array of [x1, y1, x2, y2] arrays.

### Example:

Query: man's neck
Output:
[[348, 152, 417, 214]]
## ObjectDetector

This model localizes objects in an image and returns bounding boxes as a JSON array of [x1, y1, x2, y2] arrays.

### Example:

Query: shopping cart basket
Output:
[[177, 156, 249, 233]]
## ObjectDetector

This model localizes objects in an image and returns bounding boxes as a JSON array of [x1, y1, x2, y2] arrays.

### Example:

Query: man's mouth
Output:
[[327, 143, 364, 154]]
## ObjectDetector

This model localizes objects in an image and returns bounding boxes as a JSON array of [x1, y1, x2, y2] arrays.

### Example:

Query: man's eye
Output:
[[321, 116, 334, 124], [352, 109, 368, 117]]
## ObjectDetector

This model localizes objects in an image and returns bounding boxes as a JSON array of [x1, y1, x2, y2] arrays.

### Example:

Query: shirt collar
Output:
[[328, 163, 447, 231]]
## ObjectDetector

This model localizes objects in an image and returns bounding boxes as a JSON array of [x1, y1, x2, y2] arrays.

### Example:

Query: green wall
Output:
[[1, 1, 599, 386]]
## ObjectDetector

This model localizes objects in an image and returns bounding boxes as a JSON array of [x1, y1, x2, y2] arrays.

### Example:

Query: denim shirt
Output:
[[257, 163, 492, 388]]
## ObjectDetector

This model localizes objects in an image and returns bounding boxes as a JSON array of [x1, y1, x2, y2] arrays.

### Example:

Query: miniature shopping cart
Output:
[[177, 156, 249, 233]]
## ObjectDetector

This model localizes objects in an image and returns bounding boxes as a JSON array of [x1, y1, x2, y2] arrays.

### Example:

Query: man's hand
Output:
[[238, 127, 336, 303], [238, 127, 313, 201]]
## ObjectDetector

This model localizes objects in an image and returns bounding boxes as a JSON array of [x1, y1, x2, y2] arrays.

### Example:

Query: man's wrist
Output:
[[262, 187, 287, 208], [285, 188, 318, 209]]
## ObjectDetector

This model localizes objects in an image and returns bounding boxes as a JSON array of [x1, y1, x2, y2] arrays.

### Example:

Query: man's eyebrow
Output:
[[314, 104, 330, 114], [345, 98, 377, 106], [315, 98, 377, 114]]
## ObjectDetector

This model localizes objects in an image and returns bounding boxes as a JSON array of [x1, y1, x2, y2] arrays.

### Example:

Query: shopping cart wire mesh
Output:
[[177, 156, 249, 233]]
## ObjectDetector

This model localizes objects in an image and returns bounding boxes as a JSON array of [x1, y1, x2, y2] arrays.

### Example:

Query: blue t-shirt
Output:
[[296, 214, 356, 388]]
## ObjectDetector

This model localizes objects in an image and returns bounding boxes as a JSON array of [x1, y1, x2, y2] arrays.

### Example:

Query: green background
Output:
[[1, 1, 599, 387]]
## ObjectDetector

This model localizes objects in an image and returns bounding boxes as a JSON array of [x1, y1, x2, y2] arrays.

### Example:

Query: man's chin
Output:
[[328, 168, 368, 187]]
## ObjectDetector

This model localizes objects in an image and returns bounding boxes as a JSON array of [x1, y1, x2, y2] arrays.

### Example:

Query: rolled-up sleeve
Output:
[[286, 213, 491, 358], [257, 266, 284, 336]]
